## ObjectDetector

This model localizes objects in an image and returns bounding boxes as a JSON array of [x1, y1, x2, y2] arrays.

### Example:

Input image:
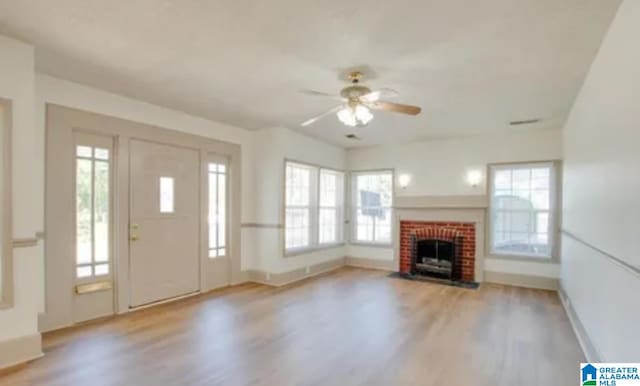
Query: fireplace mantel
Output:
[[394, 195, 488, 210]]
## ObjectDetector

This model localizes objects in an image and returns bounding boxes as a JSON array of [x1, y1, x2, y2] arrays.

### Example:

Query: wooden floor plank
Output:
[[0, 267, 584, 386]]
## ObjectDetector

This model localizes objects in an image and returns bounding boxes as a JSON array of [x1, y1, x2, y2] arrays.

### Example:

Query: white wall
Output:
[[348, 129, 562, 197], [561, 0, 640, 361], [0, 36, 42, 343], [347, 129, 563, 279], [249, 127, 347, 273]]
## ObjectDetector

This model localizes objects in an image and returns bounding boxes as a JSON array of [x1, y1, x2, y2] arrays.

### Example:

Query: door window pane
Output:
[[76, 159, 92, 264], [77, 266, 92, 278], [208, 161, 227, 258], [159, 177, 175, 213], [76, 146, 92, 158], [217, 173, 226, 251], [94, 148, 109, 160], [94, 161, 109, 262], [94, 264, 109, 276]]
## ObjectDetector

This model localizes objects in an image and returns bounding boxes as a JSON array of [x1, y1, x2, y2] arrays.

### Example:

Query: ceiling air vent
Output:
[[509, 118, 542, 126], [345, 134, 361, 140]]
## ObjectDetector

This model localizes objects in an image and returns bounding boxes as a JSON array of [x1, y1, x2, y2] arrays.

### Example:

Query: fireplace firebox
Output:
[[410, 233, 463, 281], [400, 222, 475, 282]]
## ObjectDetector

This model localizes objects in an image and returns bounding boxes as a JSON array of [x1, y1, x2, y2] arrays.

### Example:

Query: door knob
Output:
[[130, 223, 139, 242]]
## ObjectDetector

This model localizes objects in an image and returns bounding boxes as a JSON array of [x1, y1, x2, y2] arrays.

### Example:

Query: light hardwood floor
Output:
[[1, 267, 583, 386]]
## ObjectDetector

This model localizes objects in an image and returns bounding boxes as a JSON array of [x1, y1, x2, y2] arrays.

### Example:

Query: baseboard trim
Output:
[[0, 333, 43, 370], [558, 284, 601, 362], [247, 257, 346, 287], [483, 270, 559, 290], [345, 256, 396, 271]]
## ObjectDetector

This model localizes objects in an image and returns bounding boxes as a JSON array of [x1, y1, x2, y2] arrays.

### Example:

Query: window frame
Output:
[[318, 168, 345, 246], [283, 159, 346, 257], [0, 99, 13, 308], [73, 134, 114, 285], [487, 160, 562, 262], [350, 169, 395, 247], [207, 158, 229, 258]]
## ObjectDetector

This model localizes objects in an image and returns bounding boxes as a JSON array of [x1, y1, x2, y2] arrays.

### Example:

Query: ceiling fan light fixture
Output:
[[337, 104, 373, 127], [337, 107, 356, 126], [355, 104, 373, 124]]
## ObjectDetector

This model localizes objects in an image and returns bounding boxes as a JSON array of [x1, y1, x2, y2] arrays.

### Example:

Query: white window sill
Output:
[[285, 242, 346, 257], [349, 241, 393, 248], [488, 252, 558, 263]]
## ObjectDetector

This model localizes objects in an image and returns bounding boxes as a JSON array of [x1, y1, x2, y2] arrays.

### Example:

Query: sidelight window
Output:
[[208, 162, 227, 258], [75, 144, 111, 279]]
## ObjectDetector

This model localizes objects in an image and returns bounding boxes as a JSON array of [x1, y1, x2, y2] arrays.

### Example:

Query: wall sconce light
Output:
[[398, 174, 411, 189], [466, 170, 482, 187]]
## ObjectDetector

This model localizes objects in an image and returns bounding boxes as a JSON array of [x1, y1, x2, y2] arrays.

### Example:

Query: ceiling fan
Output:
[[301, 71, 421, 127]]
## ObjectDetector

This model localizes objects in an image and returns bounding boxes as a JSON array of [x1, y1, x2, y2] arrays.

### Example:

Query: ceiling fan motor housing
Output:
[[340, 85, 371, 99]]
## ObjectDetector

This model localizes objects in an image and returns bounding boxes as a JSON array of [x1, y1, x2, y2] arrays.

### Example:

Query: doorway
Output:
[[43, 105, 243, 332]]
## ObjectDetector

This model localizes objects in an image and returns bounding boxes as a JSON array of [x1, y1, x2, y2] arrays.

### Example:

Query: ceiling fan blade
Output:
[[369, 101, 421, 115], [361, 88, 399, 102], [300, 89, 343, 100], [301, 105, 343, 127]]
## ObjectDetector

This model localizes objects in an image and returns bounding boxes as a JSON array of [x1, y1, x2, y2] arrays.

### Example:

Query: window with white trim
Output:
[[285, 161, 344, 252], [318, 169, 344, 244], [75, 144, 111, 279], [208, 162, 227, 258], [489, 162, 558, 258], [352, 171, 393, 244]]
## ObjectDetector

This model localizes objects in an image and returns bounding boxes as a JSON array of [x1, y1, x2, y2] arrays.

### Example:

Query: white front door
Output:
[[129, 139, 200, 307]]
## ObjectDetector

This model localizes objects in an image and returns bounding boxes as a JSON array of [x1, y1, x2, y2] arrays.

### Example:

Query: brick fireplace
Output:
[[399, 221, 476, 282]]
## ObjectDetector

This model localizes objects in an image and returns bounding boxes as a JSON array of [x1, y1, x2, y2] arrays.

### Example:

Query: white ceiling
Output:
[[0, 0, 621, 147]]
